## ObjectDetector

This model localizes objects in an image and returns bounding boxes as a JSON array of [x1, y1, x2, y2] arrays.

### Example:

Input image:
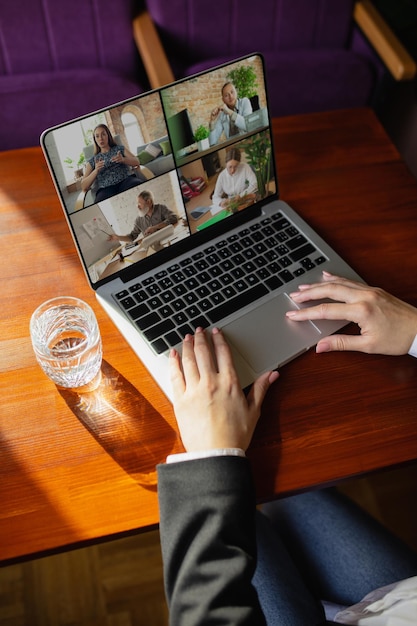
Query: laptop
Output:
[[41, 53, 362, 401]]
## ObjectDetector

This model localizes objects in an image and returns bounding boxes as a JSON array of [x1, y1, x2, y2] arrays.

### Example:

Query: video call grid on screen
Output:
[[42, 54, 275, 286]]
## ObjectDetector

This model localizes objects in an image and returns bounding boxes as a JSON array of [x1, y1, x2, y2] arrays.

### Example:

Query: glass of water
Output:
[[30, 297, 102, 390]]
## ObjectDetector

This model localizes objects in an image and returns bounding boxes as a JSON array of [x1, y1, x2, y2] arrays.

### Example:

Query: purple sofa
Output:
[[0, 0, 145, 150], [138, 0, 395, 118]]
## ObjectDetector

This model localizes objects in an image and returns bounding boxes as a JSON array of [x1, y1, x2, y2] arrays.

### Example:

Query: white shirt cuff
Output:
[[166, 448, 246, 464], [408, 334, 417, 358]]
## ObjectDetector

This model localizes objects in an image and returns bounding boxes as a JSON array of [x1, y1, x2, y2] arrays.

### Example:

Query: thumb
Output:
[[247, 370, 279, 414], [316, 334, 368, 354]]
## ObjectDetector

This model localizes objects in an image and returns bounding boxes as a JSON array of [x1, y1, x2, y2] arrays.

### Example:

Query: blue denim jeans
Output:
[[253, 488, 417, 625]]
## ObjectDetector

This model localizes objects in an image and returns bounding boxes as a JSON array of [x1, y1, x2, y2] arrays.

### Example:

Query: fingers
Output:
[[286, 301, 359, 323], [210, 327, 237, 380], [289, 281, 364, 307], [169, 346, 186, 399]]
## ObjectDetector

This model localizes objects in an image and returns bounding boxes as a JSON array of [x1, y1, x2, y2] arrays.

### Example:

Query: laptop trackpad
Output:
[[222, 293, 322, 375]]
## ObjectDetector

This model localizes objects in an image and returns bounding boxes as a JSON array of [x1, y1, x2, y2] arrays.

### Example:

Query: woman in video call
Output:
[[81, 124, 145, 203], [212, 147, 257, 209], [209, 82, 252, 145]]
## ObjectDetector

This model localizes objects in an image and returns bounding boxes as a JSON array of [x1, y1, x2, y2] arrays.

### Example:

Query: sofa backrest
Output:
[[145, 0, 356, 74], [0, 0, 140, 78]]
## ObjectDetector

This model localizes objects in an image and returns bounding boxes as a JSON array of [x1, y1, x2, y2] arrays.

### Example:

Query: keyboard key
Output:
[[196, 285, 210, 298], [173, 312, 188, 325], [294, 268, 305, 277], [211, 292, 225, 306], [289, 243, 316, 262], [184, 292, 198, 305], [286, 226, 300, 238], [160, 305, 174, 317], [185, 277, 199, 290], [257, 268, 270, 280], [149, 296, 162, 308], [183, 266, 197, 277], [208, 279, 222, 291], [222, 285, 237, 299], [144, 319, 175, 341], [246, 274, 260, 286], [199, 298, 212, 311], [151, 338, 169, 354], [120, 296, 136, 309], [207, 284, 268, 323], [185, 305, 200, 318], [172, 298, 185, 311], [161, 290, 174, 303], [146, 284, 161, 296], [220, 273, 234, 285], [172, 271, 186, 283], [300, 258, 316, 271], [287, 234, 308, 250], [208, 265, 223, 277], [128, 303, 150, 320], [178, 324, 194, 338], [273, 218, 290, 231], [165, 331, 182, 347], [265, 276, 284, 290], [279, 256, 292, 268], [173, 284, 187, 296], [235, 279, 248, 292], [196, 259, 209, 271], [278, 270, 293, 283], [189, 315, 210, 330], [231, 267, 245, 279], [159, 277, 174, 289], [135, 311, 161, 330]]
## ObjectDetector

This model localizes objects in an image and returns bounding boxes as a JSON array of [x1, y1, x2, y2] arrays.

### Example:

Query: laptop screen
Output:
[[41, 54, 276, 288]]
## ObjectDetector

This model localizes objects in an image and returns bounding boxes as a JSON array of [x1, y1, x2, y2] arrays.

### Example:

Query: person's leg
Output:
[[95, 184, 119, 203], [254, 511, 326, 626], [262, 488, 417, 606], [118, 175, 142, 193]]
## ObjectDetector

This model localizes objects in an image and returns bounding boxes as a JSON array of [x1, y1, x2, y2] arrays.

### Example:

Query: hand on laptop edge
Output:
[[286, 271, 417, 356], [169, 327, 279, 453]]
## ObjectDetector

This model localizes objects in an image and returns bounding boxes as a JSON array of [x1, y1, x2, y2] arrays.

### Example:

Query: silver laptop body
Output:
[[42, 54, 362, 401]]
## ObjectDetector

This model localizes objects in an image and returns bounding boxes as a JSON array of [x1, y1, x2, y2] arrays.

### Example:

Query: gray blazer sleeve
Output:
[[157, 456, 267, 625]]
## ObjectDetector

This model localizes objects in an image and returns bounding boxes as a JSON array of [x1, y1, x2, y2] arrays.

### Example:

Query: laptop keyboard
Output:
[[113, 212, 326, 355]]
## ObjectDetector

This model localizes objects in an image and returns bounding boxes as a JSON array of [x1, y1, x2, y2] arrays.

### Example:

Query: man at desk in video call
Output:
[[107, 190, 178, 251], [209, 82, 252, 145]]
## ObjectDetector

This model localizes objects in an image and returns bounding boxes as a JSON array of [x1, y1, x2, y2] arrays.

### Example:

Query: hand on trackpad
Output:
[[221, 293, 322, 375]]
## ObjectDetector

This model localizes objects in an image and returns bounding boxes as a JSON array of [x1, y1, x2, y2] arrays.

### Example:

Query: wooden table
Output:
[[2, 108, 417, 565]]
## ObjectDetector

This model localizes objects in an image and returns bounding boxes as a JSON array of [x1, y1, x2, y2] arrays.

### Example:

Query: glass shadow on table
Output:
[[58, 360, 179, 490]]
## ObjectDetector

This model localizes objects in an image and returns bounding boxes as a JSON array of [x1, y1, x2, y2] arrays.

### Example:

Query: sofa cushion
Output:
[[138, 150, 155, 165], [159, 140, 172, 155], [0, 69, 143, 150], [145, 142, 162, 158]]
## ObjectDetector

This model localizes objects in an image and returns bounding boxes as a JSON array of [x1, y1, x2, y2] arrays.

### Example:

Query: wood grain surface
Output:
[[1, 108, 417, 564]]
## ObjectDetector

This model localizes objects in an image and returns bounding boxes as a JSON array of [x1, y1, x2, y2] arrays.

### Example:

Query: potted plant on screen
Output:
[[194, 125, 210, 151], [227, 64, 259, 111], [240, 130, 272, 199]]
